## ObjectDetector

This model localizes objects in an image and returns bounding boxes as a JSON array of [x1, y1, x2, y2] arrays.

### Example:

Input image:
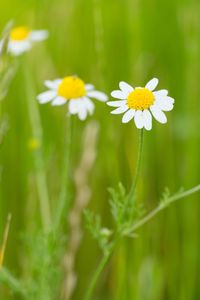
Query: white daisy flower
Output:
[[8, 26, 48, 56], [107, 78, 174, 131], [37, 75, 108, 120]]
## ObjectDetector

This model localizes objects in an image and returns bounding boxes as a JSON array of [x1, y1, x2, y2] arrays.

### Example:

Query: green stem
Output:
[[84, 129, 144, 300], [55, 115, 72, 228], [128, 128, 144, 203], [124, 184, 200, 236], [84, 184, 200, 300], [93, 0, 105, 86], [84, 242, 116, 300], [23, 59, 51, 232], [124, 128, 144, 223], [0, 267, 27, 297]]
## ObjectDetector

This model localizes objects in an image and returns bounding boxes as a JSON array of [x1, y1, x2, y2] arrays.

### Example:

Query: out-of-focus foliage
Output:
[[0, 0, 200, 299]]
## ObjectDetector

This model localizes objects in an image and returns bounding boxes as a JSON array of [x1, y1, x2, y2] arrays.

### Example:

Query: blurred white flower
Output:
[[107, 78, 174, 131], [8, 26, 48, 56], [37, 76, 108, 120]]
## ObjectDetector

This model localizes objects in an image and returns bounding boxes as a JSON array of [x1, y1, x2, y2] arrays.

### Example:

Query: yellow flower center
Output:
[[57, 76, 86, 99], [127, 88, 155, 110], [10, 26, 30, 41]]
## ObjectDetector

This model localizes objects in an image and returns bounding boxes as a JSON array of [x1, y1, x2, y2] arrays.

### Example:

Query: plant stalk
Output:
[[128, 128, 144, 204], [23, 58, 51, 232], [84, 183, 200, 300], [124, 184, 200, 236], [84, 242, 116, 300], [55, 114, 72, 229]]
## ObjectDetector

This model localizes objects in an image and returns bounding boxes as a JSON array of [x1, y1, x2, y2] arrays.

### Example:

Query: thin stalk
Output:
[[0, 267, 27, 297], [84, 184, 200, 300], [0, 213, 12, 267], [124, 128, 144, 223], [92, 0, 105, 86], [84, 129, 144, 300], [128, 128, 144, 204], [55, 115, 72, 228], [124, 184, 200, 236], [23, 59, 51, 232], [84, 242, 116, 300]]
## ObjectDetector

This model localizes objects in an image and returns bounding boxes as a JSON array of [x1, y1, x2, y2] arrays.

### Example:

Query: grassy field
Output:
[[0, 0, 200, 299]]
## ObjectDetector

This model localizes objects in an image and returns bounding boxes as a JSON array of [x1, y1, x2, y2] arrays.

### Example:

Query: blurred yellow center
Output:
[[57, 76, 86, 99], [127, 88, 154, 110], [28, 138, 41, 151], [10, 26, 30, 41]]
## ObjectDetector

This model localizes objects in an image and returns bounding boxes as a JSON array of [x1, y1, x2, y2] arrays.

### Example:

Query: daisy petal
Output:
[[165, 96, 175, 104], [44, 79, 62, 90], [68, 99, 82, 114], [153, 89, 168, 99], [8, 41, 31, 56], [107, 100, 127, 107], [150, 104, 167, 124], [134, 110, 144, 129], [51, 96, 66, 106], [30, 30, 49, 41], [69, 98, 88, 119], [155, 98, 174, 111], [119, 81, 134, 94], [145, 78, 159, 91], [111, 90, 127, 100], [87, 91, 108, 102], [111, 105, 128, 114], [122, 109, 135, 123], [78, 108, 87, 120], [83, 97, 95, 115], [37, 90, 56, 104], [143, 110, 152, 131], [86, 84, 95, 91]]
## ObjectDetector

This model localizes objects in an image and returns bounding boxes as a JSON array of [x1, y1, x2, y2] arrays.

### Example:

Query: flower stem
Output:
[[127, 128, 144, 211], [84, 129, 144, 300], [23, 59, 51, 232], [84, 184, 200, 300], [0, 213, 12, 267], [84, 242, 116, 300], [55, 115, 72, 229]]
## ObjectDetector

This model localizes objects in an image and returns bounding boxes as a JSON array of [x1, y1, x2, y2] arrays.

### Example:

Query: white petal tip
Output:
[[146, 78, 159, 91], [107, 102, 114, 106]]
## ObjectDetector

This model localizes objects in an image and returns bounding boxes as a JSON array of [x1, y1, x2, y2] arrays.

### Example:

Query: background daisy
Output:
[[8, 26, 48, 56], [37, 75, 108, 120]]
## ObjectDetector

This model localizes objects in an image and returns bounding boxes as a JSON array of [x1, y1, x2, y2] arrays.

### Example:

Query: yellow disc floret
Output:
[[10, 26, 30, 41], [127, 88, 155, 110], [57, 76, 86, 99]]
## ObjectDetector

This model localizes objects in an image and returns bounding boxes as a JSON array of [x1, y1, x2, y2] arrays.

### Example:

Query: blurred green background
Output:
[[0, 0, 200, 299]]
